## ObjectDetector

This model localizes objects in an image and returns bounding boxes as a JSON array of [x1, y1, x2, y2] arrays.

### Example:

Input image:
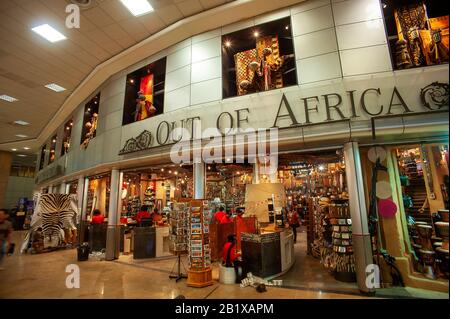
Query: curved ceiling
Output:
[[0, 0, 302, 159]]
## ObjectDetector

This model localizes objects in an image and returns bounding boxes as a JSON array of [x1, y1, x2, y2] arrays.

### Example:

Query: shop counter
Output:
[[132, 224, 171, 259], [241, 228, 294, 280]]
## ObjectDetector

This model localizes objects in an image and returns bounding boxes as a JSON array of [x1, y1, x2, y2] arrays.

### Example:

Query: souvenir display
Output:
[[169, 202, 189, 253], [187, 200, 213, 287]]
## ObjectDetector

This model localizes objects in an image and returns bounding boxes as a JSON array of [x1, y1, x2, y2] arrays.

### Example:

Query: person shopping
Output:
[[91, 209, 105, 224], [0, 209, 13, 270], [222, 234, 245, 283], [288, 209, 300, 243], [214, 206, 226, 223]]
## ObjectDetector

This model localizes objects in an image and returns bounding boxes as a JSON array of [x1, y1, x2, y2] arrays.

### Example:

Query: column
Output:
[[59, 182, 67, 194], [253, 162, 260, 184], [106, 169, 121, 261], [193, 162, 205, 199], [79, 177, 89, 244], [343, 142, 375, 294], [0, 151, 12, 208]]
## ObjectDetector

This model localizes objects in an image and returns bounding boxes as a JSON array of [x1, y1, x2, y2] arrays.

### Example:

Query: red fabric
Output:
[[220, 215, 232, 224], [214, 211, 226, 223], [288, 212, 299, 225], [91, 215, 104, 224], [222, 242, 238, 264], [136, 211, 151, 224]]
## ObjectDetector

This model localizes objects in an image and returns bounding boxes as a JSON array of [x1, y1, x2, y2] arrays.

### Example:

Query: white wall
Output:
[[36, 0, 441, 185]]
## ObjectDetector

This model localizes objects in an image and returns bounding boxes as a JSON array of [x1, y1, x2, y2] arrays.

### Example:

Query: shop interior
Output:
[[107, 152, 359, 291], [396, 144, 449, 280]]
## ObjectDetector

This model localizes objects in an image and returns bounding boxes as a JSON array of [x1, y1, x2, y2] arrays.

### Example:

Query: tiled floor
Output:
[[0, 230, 447, 299]]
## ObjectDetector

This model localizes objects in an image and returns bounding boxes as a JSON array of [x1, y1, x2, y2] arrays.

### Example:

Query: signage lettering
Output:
[[360, 88, 383, 116]]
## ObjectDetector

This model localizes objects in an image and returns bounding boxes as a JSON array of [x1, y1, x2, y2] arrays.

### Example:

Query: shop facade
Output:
[[33, 0, 448, 293]]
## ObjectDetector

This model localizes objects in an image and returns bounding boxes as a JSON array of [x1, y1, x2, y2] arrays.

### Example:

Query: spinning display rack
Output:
[[169, 201, 189, 281], [187, 199, 213, 287]]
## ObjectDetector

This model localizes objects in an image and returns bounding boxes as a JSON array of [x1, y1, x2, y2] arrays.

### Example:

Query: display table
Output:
[[131, 225, 171, 259], [241, 228, 294, 280]]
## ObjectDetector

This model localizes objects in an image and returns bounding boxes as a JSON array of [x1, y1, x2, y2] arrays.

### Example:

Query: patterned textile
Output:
[[21, 194, 79, 253], [234, 49, 257, 96], [256, 35, 283, 89]]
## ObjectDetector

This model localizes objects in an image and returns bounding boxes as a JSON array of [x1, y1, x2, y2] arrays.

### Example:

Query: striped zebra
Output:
[[21, 194, 78, 253]]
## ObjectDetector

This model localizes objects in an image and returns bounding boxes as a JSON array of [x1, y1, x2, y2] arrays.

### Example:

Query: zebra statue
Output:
[[21, 194, 78, 253]]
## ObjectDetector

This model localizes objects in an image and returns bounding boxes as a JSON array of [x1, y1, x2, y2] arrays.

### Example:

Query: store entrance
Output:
[[276, 150, 359, 292], [119, 164, 193, 259]]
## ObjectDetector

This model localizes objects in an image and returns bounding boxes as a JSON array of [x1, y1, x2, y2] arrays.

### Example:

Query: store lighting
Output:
[[23, 147, 30, 150], [14, 120, 30, 126], [0, 94, 18, 102], [174, 171, 178, 175], [208, 166, 211, 170], [254, 31, 259, 37], [285, 26, 289, 30], [130, 79, 134, 84], [120, 0, 154, 17], [11, 148, 17, 151], [18, 154, 27, 157], [168, 170, 172, 174], [45, 83, 66, 92], [318, 165, 325, 171], [15, 134, 28, 138], [225, 41, 231, 47], [31, 24, 67, 43], [161, 168, 164, 172]]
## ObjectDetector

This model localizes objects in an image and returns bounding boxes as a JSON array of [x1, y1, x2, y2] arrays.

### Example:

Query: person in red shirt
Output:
[[91, 209, 105, 224], [220, 211, 232, 224], [214, 206, 226, 224], [287, 210, 300, 243], [234, 207, 244, 222], [151, 208, 163, 225], [135, 205, 151, 225], [222, 234, 244, 283]]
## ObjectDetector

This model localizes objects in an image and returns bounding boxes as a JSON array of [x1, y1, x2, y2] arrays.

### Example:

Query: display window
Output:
[[61, 119, 73, 156], [39, 145, 46, 170], [222, 17, 297, 98], [85, 173, 111, 221], [48, 134, 57, 164], [80, 93, 100, 149], [120, 164, 193, 224], [394, 144, 449, 280], [122, 57, 166, 125], [382, 0, 449, 70]]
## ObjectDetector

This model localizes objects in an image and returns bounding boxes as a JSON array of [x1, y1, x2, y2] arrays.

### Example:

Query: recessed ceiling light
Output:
[[45, 83, 66, 92], [15, 134, 28, 138], [0, 94, 18, 102], [14, 120, 30, 126], [11, 148, 17, 151], [23, 147, 30, 150], [18, 154, 27, 157], [120, 0, 154, 17], [31, 24, 67, 43]]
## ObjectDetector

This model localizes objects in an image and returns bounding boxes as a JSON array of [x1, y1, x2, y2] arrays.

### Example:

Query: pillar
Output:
[[253, 162, 260, 184], [76, 176, 84, 224], [59, 182, 67, 194], [0, 151, 13, 208], [193, 162, 205, 199], [79, 177, 89, 244], [343, 142, 375, 294], [106, 169, 121, 260]]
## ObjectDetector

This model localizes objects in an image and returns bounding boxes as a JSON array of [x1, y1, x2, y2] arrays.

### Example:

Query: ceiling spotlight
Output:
[[15, 134, 28, 138], [285, 25, 289, 30], [23, 147, 30, 150], [225, 41, 231, 47], [0, 94, 18, 102], [208, 166, 211, 170], [14, 120, 30, 126], [31, 24, 67, 43], [120, 0, 154, 17], [318, 165, 325, 171], [130, 79, 134, 84], [161, 168, 164, 172], [168, 170, 172, 174], [174, 171, 178, 175], [11, 148, 17, 151], [45, 83, 66, 92], [18, 154, 27, 157], [254, 31, 259, 37], [382, 2, 387, 9]]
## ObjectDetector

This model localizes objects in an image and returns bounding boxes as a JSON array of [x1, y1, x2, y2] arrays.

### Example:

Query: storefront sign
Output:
[[119, 80, 449, 155]]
